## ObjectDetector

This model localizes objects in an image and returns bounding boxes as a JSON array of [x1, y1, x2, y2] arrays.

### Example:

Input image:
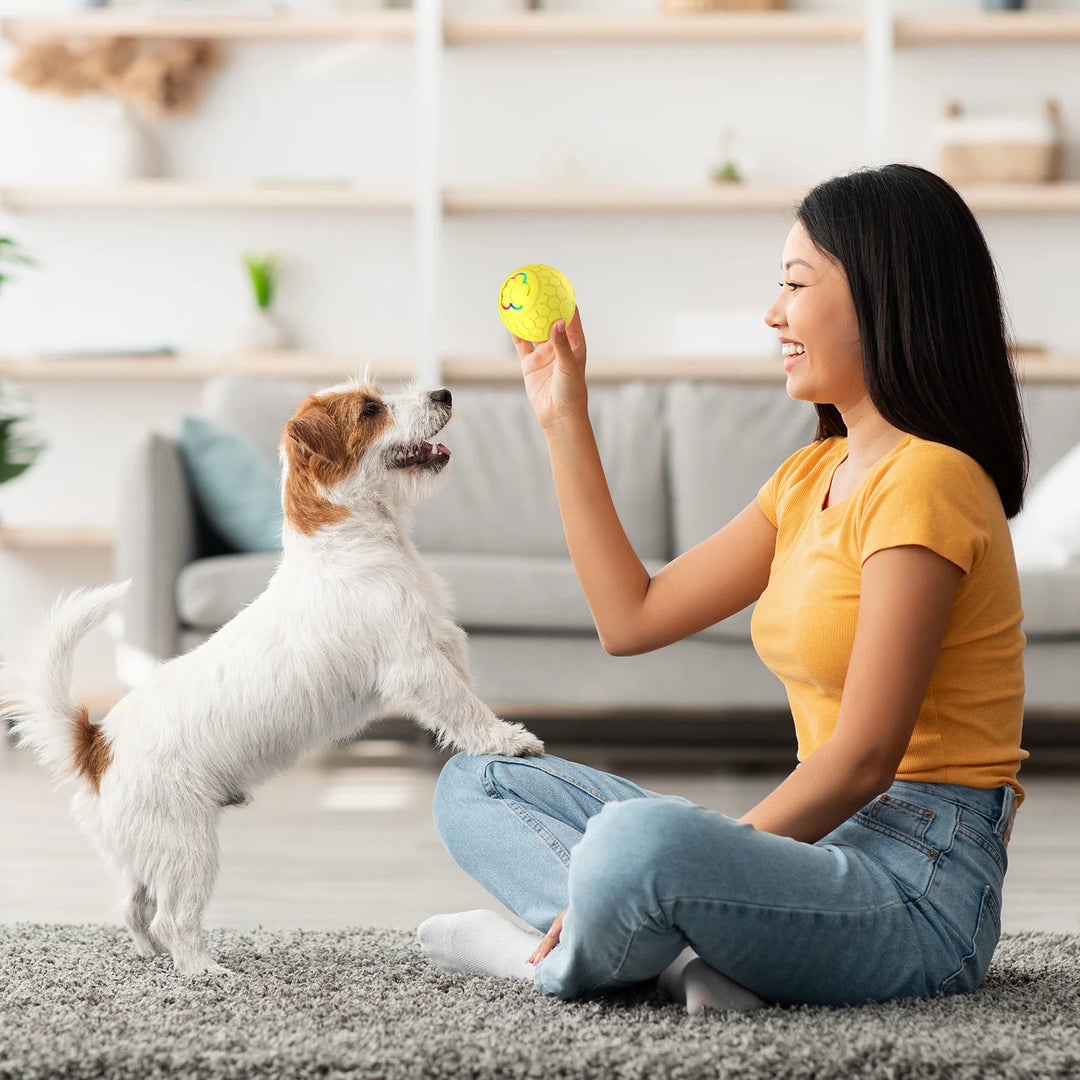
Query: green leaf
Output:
[[243, 254, 277, 311], [0, 459, 32, 485]]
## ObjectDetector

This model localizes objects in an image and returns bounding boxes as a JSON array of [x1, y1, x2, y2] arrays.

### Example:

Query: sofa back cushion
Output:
[[666, 381, 818, 552], [414, 382, 670, 560], [198, 376, 671, 561]]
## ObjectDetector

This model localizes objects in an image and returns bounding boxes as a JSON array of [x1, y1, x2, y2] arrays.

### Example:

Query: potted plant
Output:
[[0, 394, 43, 491], [239, 253, 293, 351], [0, 237, 44, 501]]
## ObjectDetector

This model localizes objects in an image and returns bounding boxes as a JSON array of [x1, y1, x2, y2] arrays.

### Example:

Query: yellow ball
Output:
[[497, 264, 576, 343]]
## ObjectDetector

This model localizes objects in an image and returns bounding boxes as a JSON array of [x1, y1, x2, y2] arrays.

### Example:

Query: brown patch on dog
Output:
[[73, 705, 112, 794], [282, 386, 393, 536]]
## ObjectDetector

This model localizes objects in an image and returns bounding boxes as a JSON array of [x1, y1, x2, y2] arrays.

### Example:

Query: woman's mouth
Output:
[[781, 342, 805, 371]]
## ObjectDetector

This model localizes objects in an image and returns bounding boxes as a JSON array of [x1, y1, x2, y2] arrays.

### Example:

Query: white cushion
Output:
[[1010, 439, 1080, 570]]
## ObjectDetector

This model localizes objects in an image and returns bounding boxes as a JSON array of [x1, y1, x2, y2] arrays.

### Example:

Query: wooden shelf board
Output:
[[0, 352, 415, 382], [447, 184, 1080, 214], [2, 353, 1076, 383], [0, 526, 113, 550], [444, 185, 808, 213], [447, 354, 1080, 384], [5, 182, 1079, 215], [444, 12, 863, 45], [0, 182, 413, 212], [895, 13, 1080, 46], [0, 11, 415, 43], [956, 184, 1080, 213]]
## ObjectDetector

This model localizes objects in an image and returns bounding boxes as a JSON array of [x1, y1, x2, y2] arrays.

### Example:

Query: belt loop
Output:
[[996, 785, 1017, 847]]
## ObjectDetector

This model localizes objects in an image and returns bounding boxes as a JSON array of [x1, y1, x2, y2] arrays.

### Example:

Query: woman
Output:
[[418, 164, 1028, 1011]]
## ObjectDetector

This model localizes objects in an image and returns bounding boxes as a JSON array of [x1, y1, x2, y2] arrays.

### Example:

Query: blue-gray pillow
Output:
[[178, 415, 283, 553]]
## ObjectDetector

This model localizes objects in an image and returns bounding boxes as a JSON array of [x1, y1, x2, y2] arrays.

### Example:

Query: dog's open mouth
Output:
[[389, 441, 451, 470]]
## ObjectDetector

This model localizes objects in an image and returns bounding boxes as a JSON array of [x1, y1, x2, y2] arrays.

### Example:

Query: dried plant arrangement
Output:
[[8, 36, 221, 117]]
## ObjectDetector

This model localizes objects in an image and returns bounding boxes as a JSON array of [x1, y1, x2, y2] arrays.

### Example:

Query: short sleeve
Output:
[[857, 444, 993, 572], [757, 441, 831, 530], [757, 473, 780, 528]]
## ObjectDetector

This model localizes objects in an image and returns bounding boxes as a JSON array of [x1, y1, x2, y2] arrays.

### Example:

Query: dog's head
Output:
[[280, 379, 452, 536]]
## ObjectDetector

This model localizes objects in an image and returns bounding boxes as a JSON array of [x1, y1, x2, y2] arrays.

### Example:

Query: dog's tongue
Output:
[[436, 443, 450, 457]]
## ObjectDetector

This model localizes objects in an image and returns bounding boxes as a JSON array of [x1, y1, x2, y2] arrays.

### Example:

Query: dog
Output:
[[1, 378, 544, 975]]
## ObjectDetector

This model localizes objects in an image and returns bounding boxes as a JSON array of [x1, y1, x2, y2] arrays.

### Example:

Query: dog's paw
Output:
[[481, 722, 545, 758], [174, 957, 233, 978]]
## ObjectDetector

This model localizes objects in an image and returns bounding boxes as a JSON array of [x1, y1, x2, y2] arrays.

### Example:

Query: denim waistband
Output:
[[887, 779, 1016, 841]]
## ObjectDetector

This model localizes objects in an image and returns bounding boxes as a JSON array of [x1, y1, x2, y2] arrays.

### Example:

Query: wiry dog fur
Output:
[[1, 378, 543, 975]]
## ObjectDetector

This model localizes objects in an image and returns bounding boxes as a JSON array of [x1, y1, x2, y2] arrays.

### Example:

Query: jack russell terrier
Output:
[[2, 378, 543, 974]]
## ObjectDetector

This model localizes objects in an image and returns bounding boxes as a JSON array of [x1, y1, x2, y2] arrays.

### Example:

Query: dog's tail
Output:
[[1, 581, 131, 788]]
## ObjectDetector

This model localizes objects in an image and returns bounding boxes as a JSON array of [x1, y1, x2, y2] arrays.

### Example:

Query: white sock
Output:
[[658, 948, 766, 1015], [417, 909, 542, 980]]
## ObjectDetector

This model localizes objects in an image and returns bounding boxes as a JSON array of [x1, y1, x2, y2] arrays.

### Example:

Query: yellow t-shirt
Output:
[[752, 434, 1026, 801]]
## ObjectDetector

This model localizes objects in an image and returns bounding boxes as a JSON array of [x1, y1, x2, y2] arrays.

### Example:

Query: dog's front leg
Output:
[[388, 650, 543, 758]]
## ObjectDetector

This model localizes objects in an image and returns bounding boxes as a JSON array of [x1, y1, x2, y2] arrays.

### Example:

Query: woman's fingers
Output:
[[528, 908, 567, 965], [550, 309, 586, 371], [511, 333, 535, 360]]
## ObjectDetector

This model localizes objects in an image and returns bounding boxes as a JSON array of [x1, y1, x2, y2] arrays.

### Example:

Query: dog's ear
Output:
[[284, 401, 347, 480]]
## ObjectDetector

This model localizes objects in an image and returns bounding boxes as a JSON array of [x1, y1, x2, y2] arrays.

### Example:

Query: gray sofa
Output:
[[114, 375, 1080, 726]]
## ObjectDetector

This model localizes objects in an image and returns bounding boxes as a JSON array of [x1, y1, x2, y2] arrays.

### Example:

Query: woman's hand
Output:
[[511, 308, 588, 434], [528, 906, 567, 965]]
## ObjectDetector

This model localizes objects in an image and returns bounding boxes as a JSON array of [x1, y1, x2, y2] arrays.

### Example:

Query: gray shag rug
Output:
[[1, 925, 1078, 1080]]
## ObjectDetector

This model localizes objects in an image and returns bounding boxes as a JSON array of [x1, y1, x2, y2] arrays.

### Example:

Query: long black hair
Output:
[[796, 164, 1029, 518]]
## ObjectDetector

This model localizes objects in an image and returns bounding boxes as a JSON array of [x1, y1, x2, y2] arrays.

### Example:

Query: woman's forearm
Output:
[[738, 740, 893, 844], [543, 412, 651, 655]]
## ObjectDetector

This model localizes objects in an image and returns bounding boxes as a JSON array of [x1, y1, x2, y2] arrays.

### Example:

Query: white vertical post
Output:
[[414, 0, 443, 387], [864, 0, 894, 167]]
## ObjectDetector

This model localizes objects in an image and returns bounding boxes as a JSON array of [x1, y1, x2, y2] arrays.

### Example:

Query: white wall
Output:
[[0, 0, 1077, 699]]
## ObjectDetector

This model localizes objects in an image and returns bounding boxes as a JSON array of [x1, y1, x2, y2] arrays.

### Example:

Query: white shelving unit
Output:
[[0, 5, 1078, 384], [0, 4, 1078, 555]]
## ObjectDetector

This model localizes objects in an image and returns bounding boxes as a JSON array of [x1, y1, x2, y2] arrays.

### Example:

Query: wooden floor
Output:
[[1, 735, 1076, 935]]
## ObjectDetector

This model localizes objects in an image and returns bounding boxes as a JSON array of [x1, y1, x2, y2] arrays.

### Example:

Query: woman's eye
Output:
[[785, 282, 804, 291]]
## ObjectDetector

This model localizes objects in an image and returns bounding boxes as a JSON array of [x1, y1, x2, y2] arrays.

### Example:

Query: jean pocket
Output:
[[939, 885, 1001, 996], [854, 791, 958, 901]]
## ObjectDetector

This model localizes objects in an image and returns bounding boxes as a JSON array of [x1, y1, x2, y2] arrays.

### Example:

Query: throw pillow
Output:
[[177, 415, 283, 553], [1010, 438, 1080, 570]]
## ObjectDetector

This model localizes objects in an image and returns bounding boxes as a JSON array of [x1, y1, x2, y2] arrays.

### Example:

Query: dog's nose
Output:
[[429, 388, 452, 406]]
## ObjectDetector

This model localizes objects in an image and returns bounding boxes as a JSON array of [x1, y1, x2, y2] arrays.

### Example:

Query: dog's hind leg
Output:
[[124, 881, 164, 958], [146, 815, 227, 976]]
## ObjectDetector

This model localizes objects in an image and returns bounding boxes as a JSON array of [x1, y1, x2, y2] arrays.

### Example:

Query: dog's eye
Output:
[[362, 400, 382, 417]]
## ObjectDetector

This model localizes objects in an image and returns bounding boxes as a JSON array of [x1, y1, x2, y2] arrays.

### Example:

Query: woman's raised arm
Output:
[[515, 311, 777, 657]]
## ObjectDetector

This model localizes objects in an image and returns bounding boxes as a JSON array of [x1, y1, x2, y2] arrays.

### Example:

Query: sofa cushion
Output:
[[198, 377, 670, 561], [666, 381, 818, 551], [200, 377, 325, 463], [176, 552, 280, 630], [175, 551, 678, 637], [415, 382, 670, 560], [1010, 437, 1080, 570], [1018, 568, 1080, 638], [177, 417, 284, 553]]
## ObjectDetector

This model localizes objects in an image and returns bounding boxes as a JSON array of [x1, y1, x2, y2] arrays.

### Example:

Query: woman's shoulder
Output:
[[876, 436, 996, 495], [772, 436, 847, 484]]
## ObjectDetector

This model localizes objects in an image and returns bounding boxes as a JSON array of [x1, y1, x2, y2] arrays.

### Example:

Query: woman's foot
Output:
[[417, 909, 542, 980], [658, 948, 766, 1015]]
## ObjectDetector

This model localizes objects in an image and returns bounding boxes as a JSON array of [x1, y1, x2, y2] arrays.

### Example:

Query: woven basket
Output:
[[661, 0, 785, 12]]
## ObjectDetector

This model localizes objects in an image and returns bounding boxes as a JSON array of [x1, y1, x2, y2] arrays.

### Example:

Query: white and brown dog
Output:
[[2, 378, 543, 975]]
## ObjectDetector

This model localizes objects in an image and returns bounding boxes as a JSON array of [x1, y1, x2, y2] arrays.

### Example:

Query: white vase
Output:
[[237, 309, 293, 352], [19, 94, 159, 183]]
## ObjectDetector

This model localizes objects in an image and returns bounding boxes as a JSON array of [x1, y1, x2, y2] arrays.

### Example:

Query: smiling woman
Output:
[[419, 163, 1028, 1015]]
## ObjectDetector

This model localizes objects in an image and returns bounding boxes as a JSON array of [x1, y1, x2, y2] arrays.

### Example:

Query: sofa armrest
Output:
[[113, 432, 199, 678]]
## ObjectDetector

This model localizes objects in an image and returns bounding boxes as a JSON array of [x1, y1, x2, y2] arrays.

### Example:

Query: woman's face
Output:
[[764, 220, 864, 411]]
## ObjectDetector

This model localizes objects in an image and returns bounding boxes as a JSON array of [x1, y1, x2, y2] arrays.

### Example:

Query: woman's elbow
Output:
[[597, 630, 644, 657]]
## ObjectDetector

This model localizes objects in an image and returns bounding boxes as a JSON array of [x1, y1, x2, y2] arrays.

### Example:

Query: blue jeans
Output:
[[432, 752, 1016, 1006]]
